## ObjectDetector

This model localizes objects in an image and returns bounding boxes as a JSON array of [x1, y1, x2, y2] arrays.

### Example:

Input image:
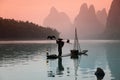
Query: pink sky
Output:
[[0, 0, 112, 25]]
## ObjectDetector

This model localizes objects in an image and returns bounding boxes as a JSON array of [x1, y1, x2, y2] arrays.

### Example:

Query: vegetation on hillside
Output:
[[0, 17, 59, 40]]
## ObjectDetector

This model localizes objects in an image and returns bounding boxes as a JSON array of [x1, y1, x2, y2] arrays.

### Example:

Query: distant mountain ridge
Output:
[[43, 7, 73, 38], [74, 3, 107, 39], [105, 0, 120, 39], [43, 4, 107, 39], [97, 8, 107, 26]]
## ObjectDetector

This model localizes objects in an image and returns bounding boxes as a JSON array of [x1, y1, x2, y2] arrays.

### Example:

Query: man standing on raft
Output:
[[56, 38, 64, 56]]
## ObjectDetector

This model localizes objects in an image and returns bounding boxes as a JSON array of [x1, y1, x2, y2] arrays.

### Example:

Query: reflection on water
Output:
[[56, 58, 64, 75], [0, 40, 120, 80], [47, 58, 64, 77], [105, 43, 120, 80], [73, 56, 82, 80], [0, 43, 57, 67]]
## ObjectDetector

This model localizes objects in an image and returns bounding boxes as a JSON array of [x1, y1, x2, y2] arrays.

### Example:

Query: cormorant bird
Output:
[[47, 36, 56, 40], [66, 39, 70, 43], [46, 51, 58, 59]]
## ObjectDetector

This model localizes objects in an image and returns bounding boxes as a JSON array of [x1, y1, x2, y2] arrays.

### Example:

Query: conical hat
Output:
[[58, 38, 63, 40]]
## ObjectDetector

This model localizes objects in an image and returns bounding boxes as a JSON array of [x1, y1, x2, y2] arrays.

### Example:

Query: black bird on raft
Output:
[[47, 54, 58, 59], [47, 36, 56, 40], [66, 39, 70, 43], [46, 50, 58, 59]]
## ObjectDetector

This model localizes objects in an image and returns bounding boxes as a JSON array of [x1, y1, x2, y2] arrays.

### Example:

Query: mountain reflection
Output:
[[0, 40, 120, 80], [0, 43, 57, 67], [105, 43, 120, 80]]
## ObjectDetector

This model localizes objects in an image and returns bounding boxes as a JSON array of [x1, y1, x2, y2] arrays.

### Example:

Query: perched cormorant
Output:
[[46, 51, 58, 59], [47, 36, 56, 40], [66, 39, 70, 43]]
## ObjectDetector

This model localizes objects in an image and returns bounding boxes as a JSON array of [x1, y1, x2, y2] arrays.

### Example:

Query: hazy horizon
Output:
[[0, 0, 112, 26]]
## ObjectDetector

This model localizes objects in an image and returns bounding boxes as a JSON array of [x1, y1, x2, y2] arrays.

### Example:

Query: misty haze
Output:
[[0, 0, 120, 80]]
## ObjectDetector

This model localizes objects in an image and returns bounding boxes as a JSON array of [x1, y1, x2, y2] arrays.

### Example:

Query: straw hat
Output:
[[58, 38, 63, 41]]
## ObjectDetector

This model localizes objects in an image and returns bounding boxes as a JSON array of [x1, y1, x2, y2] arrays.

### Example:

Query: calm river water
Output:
[[0, 40, 120, 80]]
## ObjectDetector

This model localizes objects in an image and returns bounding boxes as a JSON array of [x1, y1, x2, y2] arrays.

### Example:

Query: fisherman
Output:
[[56, 38, 64, 56]]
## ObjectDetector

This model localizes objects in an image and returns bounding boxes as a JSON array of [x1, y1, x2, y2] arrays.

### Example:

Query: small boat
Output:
[[70, 28, 88, 58]]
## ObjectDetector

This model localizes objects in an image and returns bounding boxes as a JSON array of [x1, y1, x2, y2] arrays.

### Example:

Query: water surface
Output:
[[0, 40, 120, 80]]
